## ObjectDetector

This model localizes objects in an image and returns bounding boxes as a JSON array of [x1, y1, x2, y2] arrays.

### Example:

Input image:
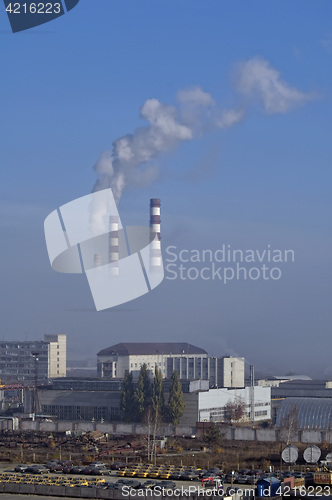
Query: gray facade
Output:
[[97, 342, 207, 380], [0, 334, 66, 384], [35, 390, 121, 421], [0, 341, 49, 383], [166, 356, 245, 388]]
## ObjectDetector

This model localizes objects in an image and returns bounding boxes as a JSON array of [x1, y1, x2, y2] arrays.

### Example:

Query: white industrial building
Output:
[[182, 386, 271, 426], [0, 334, 66, 383], [97, 343, 207, 379], [97, 342, 244, 388], [166, 355, 244, 388]]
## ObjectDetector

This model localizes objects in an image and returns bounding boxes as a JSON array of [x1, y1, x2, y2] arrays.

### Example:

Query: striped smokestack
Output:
[[109, 215, 119, 275], [94, 253, 102, 267], [150, 198, 161, 271]]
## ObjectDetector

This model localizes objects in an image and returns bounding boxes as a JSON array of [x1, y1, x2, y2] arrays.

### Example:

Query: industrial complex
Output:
[[0, 200, 331, 444], [0, 333, 332, 440]]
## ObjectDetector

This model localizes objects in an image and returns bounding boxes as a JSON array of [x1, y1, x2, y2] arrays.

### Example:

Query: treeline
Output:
[[120, 364, 185, 426]]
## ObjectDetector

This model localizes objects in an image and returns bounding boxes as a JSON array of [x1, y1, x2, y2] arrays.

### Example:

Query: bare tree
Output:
[[143, 406, 153, 461], [224, 399, 246, 425], [279, 404, 298, 445], [151, 406, 163, 465]]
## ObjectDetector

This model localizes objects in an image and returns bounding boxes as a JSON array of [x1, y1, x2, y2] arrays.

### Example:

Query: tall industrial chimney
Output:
[[94, 253, 102, 268], [150, 198, 161, 272], [109, 215, 119, 275]]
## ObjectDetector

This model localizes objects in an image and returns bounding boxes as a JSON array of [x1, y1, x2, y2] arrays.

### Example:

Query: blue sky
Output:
[[1, 1, 332, 377]]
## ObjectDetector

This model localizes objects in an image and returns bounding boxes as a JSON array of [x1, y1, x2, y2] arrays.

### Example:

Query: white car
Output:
[[89, 461, 107, 468]]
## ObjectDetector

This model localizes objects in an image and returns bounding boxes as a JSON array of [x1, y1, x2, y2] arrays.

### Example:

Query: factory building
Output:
[[276, 397, 332, 430], [30, 378, 203, 422], [0, 334, 66, 384], [97, 342, 244, 388], [259, 378, 332, 423], [33, 380, 270, 426], [166, 355, 244, 388], [97, 342, 207, 379], [181, 386, 271, 426], [37, 389, 121, 422]]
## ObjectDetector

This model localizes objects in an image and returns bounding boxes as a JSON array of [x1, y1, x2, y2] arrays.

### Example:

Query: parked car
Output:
[[79, 466, 93, 475], [226, 486, 240, 495], [198, 469, 208, 478], [181, 472, 199, 481], [237, 474, 251, 484], [225, 472, 239, 483], [89, 467, 110, 476], [110, 462, 126, 470], [143, 480, 158, 489], [208, 467, 222, 475], [26, 465, 48, 474], [14, 464, 29, 473], [107, 483, 125, 490], [170, 470, 183, 480], [89, 461, 107, 468], [46, 462, 64, 473], [118, 479, 141, 488], [64, 466, 85, 474], [155, 480, 176, 489]]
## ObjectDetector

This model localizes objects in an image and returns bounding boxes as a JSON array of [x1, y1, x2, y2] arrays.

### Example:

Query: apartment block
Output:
[[0, 334, 66, 384]]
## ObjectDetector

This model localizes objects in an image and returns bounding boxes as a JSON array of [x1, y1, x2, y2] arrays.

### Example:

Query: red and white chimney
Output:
[[109, 215, 119, 275], [150, 198, 161, 271]]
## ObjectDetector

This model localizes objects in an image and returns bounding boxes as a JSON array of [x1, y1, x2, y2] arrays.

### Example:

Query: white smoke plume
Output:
[[93, 57, 314, 202], [235, 57, 315, 114]]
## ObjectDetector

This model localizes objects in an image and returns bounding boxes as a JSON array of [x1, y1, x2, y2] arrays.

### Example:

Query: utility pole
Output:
[[250, 365, 255, 422], [31, 352, 39, 416]]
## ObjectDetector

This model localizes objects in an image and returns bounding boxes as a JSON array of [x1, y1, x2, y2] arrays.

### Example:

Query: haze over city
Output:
[[1, 1, 332, 379]]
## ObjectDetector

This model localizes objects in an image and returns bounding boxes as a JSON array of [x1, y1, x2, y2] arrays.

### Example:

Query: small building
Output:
[[181, 386, 271, 426], [257, 477, 281, 497]]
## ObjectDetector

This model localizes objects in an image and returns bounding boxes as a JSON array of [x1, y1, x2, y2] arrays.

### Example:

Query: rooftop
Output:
[[97, 342, 207, 357]]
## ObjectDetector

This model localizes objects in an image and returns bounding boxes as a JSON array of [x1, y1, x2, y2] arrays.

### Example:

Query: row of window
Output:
[[42, 405, 120, 421], [0, 345, 48, 350]]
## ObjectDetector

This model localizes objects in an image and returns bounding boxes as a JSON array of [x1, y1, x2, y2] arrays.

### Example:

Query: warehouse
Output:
[[276, 397, 332, 430]]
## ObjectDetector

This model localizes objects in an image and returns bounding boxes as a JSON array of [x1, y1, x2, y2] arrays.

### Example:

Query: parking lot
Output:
[[0, 460, 256, 494], [0, 459, 314, 499]]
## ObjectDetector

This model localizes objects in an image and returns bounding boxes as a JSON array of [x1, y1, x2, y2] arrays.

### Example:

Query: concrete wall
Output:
[[2, 417, 332, 444], [0, 481, 204, 499]]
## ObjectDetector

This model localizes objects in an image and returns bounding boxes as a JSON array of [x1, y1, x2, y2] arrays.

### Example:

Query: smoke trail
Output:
[[235, 57, 316, 114], [93, 57, 314, 203], [93, 89, 243, 202]]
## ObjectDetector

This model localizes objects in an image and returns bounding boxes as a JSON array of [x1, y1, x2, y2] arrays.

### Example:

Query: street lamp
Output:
[[31, 352, 39, 416]]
